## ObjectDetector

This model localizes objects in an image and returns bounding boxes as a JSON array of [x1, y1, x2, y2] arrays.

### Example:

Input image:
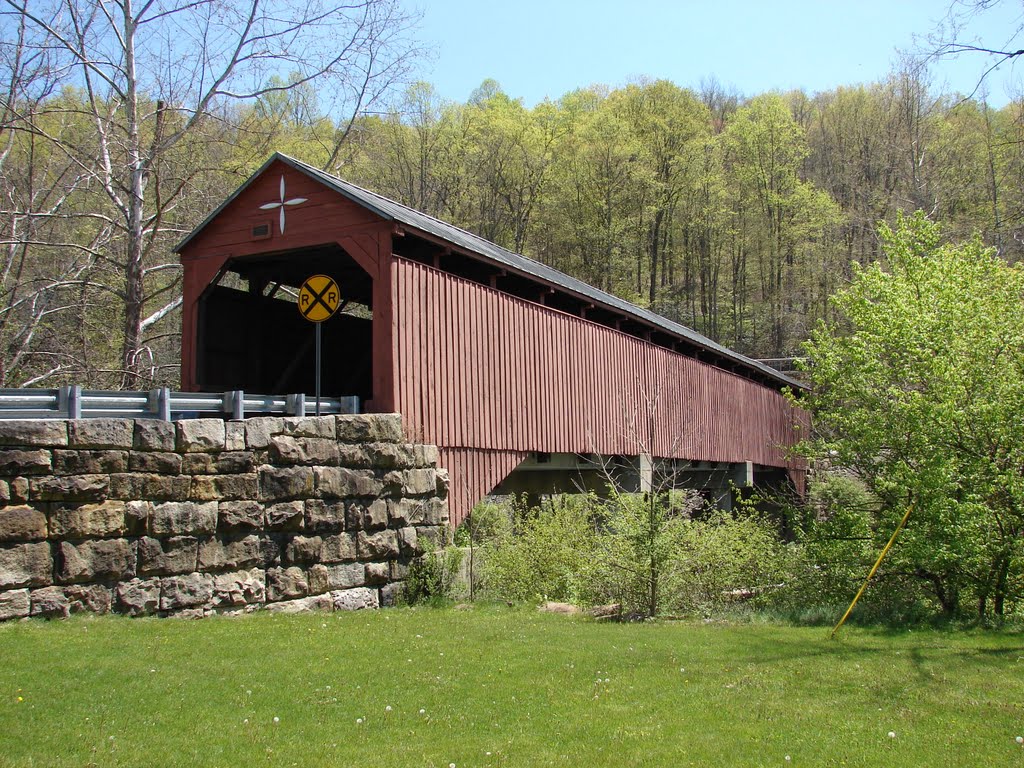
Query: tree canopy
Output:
[[801, 213, 1024, 617]]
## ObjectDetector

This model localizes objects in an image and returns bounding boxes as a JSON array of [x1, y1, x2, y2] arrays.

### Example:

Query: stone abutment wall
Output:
[[0, 414, 448, 620]]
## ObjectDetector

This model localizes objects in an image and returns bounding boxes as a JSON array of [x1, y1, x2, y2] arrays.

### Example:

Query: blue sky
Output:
[[412, 0, 1023, 106]]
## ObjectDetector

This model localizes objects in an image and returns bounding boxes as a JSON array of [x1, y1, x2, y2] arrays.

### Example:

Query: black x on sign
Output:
[[297, 275, 340, 322]]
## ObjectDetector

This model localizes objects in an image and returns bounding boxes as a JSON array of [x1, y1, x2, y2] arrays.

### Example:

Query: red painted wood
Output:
[[393, 258, 807, 522]]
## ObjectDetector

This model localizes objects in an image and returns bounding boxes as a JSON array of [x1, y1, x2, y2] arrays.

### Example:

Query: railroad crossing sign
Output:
[[298, 275, 340, 323]]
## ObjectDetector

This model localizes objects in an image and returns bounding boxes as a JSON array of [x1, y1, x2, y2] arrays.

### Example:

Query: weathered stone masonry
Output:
[[0, 414, 448, 620]]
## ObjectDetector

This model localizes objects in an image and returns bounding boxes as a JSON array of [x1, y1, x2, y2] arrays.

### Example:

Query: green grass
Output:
[[0, 606, 1022, 767]]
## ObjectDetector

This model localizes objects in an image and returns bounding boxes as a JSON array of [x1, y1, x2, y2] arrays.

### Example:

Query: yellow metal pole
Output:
[[830, 503, 914, 639]]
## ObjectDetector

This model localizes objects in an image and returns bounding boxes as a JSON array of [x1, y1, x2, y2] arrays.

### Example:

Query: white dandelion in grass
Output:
[[1016, 736, 1023, 745], [273, 717, 280, 724], [385, 706, 392, 712], [887, 731, 896, 739], [419, 709, 426, 715]]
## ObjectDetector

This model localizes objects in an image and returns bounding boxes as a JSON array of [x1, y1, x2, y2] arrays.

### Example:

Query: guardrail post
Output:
[[58, 385, 82, 419], [229, 390, 244, 420], [159, 388, 171, 421], [339, 396, 359, 414], [286, 393, 305, 417]]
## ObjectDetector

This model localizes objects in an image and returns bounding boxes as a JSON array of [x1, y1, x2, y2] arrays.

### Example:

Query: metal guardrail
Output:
[[0, 387, 359, 421]]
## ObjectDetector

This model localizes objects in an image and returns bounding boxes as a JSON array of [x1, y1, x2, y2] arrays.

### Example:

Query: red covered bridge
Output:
[[176, 154, 808, 524]]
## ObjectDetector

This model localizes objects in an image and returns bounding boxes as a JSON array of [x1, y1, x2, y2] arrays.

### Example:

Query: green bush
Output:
[[479, 495, 601, 604], [403, 539, 462, 605], [668, 510, 799, 615]]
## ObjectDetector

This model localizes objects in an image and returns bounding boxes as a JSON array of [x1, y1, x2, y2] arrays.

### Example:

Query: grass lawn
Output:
[[0, 606, 1022, 767]]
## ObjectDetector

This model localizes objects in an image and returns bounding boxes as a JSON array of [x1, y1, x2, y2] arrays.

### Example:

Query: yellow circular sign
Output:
[[297, 275, 341, 323]]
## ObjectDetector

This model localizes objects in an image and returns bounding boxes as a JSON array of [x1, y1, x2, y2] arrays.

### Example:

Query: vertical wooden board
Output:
[[456, 277, 469, 448], [439, 270, 451, 449], [500, 292, 514, 452]]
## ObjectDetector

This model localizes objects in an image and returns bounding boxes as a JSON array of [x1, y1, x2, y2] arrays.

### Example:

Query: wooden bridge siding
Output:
[[393, 259, 805, 522]]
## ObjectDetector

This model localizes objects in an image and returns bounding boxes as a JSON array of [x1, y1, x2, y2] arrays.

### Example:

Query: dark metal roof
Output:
[[177, 152, 803, 390]]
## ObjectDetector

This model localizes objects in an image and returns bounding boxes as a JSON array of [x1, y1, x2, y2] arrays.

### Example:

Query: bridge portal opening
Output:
[[194, 244, 373, 401]]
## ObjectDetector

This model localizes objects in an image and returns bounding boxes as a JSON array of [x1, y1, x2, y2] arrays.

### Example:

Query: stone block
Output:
[[349, 498, 389, 530], [264, 501, 304, 531], [31, 474, 108, 502], [390, 560, 410, 581], [265, 593, 333, 615], [388, 498, 426, 526], [0, 420, 67, 448], [0, 542, 52, 588], [0, 449, 51, 475], [304, 499, 346, 532], [176, 419, 226, 453], [336, 414, 403, 443], [8, 477, 28, 503], [435, 468, 449, 500], [259, 466, 314, 502], [150, 501, 217, 536], [53, 449, 128, 475], [285, 535, 322, 566], [0, 588, 30, 620], [128, 451, 182, 474], [269, 435, 339, 466], [181, 453, 215, 474], [363, 442, 417, 470], [134, 420, 176, 452], [217, 452, 255, 474], [69, 419, 134, 450], [218, 501, 263, 533], [160, 573, 214, 611], [0, 506, 47, 541], [124, 501, 151, 535], [197, 535, 264, 571], [48, 501, 126, 539], [314, 467, 381, 499], [244, 417, 283, 450], [266, 566, 308, 602], [364, 561, 389, 585], [212, 568, 265, 608], [30, 586, 70, 618], [308, 562, 365, 592], [403, 468, 437, 496], [380, 581, 404, 607], [380, 470, 404, 496], [189, 473, 258, 502], [357, 529, 399, 561], [64, 584, 112, 614], [415, 444, 440, 468], [319, 533, 357, 564], [398, 526, 420, 557], [330, 586, 379, 611], [281, 416, 336, 439], [224, 422, 246, 451], [57, 539, 134, 583], [138, 536, 198, 575], [336, 445, 371, 468], [109, 473, 190, 501], [423, 498, 449, 526], [116, 577, 161, 616]]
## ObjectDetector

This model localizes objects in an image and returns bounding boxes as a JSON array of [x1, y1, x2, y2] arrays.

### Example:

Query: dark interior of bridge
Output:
[[195, 244, 373, 400]]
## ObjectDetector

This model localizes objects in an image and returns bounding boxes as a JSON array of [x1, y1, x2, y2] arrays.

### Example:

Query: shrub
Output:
[[403, 539, 462, 605], [479, 495, 600, 604]]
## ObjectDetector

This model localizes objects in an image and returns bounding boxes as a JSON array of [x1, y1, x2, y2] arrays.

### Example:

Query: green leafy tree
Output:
[[801, 212, 1024, 618]]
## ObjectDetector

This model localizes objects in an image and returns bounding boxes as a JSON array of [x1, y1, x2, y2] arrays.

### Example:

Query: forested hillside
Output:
[[4, 42, 1022, 387]]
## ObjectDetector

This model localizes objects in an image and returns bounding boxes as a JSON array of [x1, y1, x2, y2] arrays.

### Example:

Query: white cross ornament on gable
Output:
[[259, 175, 307, 234]]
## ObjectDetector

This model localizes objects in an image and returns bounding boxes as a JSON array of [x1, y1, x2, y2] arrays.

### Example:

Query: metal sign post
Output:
[[297, 275, 341, 417]]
